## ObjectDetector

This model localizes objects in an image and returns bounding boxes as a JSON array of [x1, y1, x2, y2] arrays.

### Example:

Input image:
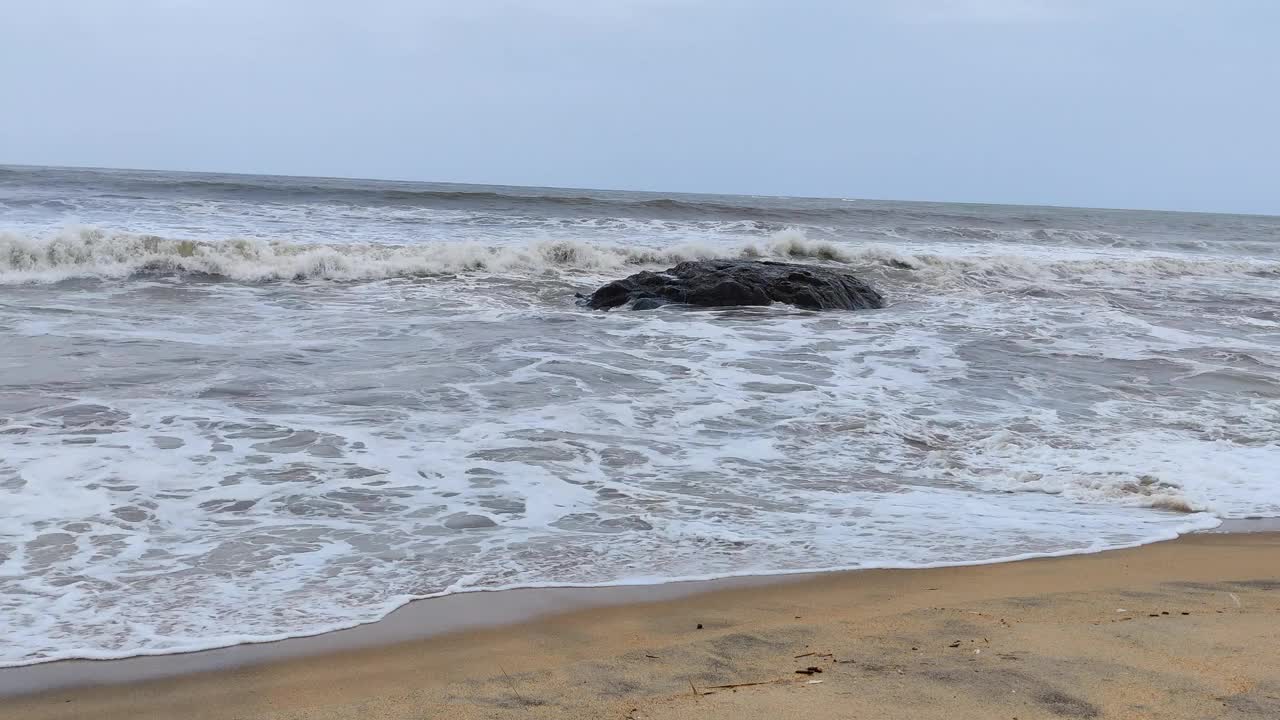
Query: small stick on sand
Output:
[[498, 663, 526, 707], [705, 680, 778, 690]]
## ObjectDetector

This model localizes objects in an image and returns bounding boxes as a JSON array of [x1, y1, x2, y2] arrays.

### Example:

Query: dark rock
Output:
[[443, 513, 497, 530], [629, 297, 665, 311], [582, 260, 884, 311]]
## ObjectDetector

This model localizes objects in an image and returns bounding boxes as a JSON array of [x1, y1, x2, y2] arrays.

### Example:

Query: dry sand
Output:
[[4, 532, 1278, 720]]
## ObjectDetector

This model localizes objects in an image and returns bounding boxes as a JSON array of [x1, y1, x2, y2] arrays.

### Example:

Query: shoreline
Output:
[[1, 518, 1276, 700], [3, 529, 1277, 719]]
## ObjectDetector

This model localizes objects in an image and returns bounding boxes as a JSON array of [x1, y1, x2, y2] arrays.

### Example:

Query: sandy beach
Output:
[[3, 531, 1277, 720]]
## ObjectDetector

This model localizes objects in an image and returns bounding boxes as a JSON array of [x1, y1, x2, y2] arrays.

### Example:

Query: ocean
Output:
[[1, 164, 1278, 667]]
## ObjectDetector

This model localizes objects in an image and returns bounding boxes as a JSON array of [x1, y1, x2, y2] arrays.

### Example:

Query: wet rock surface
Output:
[[582, 260, 884, 311]]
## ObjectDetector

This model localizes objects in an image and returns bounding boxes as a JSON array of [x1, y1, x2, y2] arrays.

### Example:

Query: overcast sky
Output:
[[2, 1, 1276, 213]]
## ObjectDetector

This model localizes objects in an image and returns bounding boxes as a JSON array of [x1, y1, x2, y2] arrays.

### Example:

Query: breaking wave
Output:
[[2, 226, 1276, 287]]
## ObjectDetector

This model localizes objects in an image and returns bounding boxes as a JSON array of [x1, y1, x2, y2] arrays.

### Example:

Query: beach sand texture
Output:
[[4, 532, 1278, 720]]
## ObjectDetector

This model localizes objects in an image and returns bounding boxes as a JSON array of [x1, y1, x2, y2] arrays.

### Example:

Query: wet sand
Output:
[[4, 531, 1279, 719]]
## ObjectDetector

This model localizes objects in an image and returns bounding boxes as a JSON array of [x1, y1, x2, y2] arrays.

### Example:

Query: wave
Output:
[[0, 227, 726, 283], [9, 167, 855, 221], [2, 227, 1276, 286], [141, 182, 891, 225], [921, 226, 1279, 258], [747, 231, 1280, 290], [15, 168, 1064, 226]]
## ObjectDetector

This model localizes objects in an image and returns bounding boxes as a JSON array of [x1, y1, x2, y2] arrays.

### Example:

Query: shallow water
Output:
[[1, 165, 1278, 666]]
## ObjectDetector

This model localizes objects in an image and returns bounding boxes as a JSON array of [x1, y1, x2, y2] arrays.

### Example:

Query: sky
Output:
[[1, 0, 1277, 214]]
